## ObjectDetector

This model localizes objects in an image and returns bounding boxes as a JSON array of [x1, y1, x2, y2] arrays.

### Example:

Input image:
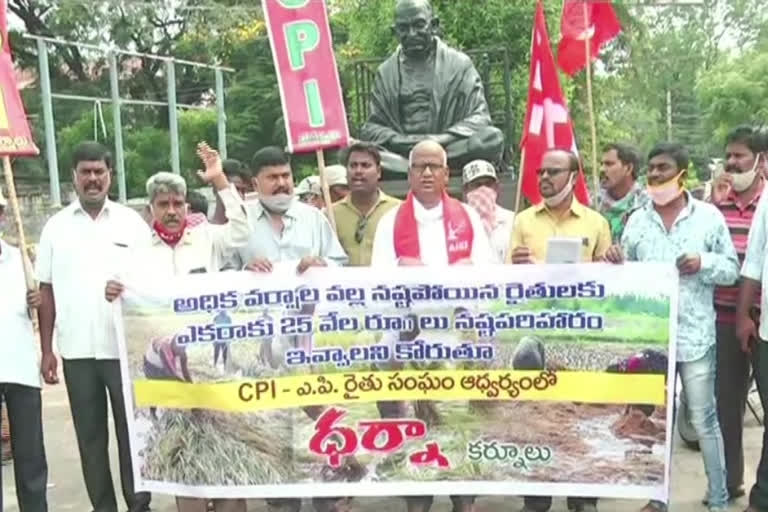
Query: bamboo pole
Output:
[[2, 156, 35, 290], [316, 149, 337, 232], [582, 1, 600, 200], [514, 148, 526, 213]]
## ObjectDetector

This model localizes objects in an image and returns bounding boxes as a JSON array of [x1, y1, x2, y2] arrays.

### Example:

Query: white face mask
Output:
[[260, 193, 294, 213], [731, 155, 761, 193], [544, 174, 574, 207]]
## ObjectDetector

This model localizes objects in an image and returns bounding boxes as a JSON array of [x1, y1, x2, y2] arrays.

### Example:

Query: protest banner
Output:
[[262, 0, 349, 154], [117, 263, 677, 501]]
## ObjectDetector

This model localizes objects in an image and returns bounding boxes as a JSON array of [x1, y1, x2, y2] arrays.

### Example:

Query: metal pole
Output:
[[36, 39, 60, 206], [666, 89, 673, 140], [108, 51, 127, 203], [215, 69, 227, 159], [166, 60, 180, 174]]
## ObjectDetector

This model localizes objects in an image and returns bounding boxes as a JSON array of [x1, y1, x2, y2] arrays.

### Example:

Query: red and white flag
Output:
[[557, 0, 621, 76], [520, 1, 589, 206]]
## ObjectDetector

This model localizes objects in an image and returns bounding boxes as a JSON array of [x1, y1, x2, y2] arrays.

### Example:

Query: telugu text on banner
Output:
[[117, 263, 677, 501]]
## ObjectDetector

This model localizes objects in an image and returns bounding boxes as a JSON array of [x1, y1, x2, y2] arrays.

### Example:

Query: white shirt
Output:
[[0, 240, 41, 388], [741, 189, 768, 340], [489, 206, 515, 264], [370, 198, 493, 266], [130, 186, 248, 278], [36, 200, 151, 359]]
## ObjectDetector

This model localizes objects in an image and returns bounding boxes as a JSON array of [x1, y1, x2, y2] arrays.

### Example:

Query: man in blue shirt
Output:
[[604, 142, 739, 512]]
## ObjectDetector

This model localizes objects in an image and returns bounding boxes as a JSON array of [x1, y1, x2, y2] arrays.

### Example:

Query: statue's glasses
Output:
[[354, 215, 369, 244], [536, 167, 569, 177]]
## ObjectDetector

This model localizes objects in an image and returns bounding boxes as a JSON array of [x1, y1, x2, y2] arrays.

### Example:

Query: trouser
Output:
[[522, 496, 597, 511], [715, 321, 752, 490], [63, 358, 151, 512], [176, 497, 246, 512], [679, 347, 728, 508], [749, 340, 768, 509], [265, 497, 352, 511], [0, 383, 48, 512]]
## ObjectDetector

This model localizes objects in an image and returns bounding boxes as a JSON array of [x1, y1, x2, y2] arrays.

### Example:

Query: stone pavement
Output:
[[2, 378, 762, 512]]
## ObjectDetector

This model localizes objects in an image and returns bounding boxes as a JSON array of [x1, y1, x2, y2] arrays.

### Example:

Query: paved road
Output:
[[2, 378, 761, 512]]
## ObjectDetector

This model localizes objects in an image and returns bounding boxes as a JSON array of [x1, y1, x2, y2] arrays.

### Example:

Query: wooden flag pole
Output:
[[2, 155, 35, 290], [315, 149, 337, 232], [583, 1, 600, 200], [514, 148, 526, 213]]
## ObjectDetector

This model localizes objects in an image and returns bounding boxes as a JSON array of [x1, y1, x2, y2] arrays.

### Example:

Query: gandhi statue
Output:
[[359, 0, 504, 175]]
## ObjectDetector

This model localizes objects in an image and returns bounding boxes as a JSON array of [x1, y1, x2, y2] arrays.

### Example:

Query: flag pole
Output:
[[583, 1, 600, 200], [2, 156, 35, 290], [514, 148, 526, 213], [315, 148, 337, 232]]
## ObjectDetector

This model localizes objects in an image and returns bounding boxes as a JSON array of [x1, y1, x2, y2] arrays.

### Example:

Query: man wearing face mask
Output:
[[508, 149, 611, 267], [708, 125, 767, 504], [508, 149, 608, 512], [462, 159, 514, 263], [604, 142, 739, 512], [104, 143, 249, 512], [36, 141, 152, 512], [598, 143, 649, 242], [235, 146, 347, 274]]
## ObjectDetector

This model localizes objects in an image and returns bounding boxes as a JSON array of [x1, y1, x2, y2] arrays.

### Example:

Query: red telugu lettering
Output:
[[308, 407, 358, 468], [358, 419, 426, 454], [409, 442, 451, 469]]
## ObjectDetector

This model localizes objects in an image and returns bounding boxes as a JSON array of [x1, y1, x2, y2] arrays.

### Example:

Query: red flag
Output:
[[520, 1, 589, 206], [0, 0, 38, 156], [557, 0, 621, 76]]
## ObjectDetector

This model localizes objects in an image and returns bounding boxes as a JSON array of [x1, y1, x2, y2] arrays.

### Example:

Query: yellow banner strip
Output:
[[133, 370, 665, 413]]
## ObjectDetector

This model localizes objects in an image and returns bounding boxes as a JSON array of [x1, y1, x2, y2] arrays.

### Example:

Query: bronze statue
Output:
[[359, 0, 504, 175]]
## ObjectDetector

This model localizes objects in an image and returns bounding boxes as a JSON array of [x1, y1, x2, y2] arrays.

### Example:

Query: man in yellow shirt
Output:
[[509, 148, 611, 265], [332, 142, 400, 266], [508, 148, 609, 512]]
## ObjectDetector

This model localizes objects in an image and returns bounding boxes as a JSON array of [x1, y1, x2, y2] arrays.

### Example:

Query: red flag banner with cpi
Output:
[[262, 0, 350, 153], [0, 0, 38, 156], [557, 0, 621, 76], [520, 1, 589, 206]]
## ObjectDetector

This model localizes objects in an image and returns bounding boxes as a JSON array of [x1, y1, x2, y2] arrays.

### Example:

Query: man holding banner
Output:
[[371, 140, 492, 512], [605, 142, 739, 512], [106, 144, 248, 512]]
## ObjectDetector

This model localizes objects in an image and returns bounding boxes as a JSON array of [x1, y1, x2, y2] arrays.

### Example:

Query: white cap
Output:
[[295, 176, 320, 197], [462, 159, 497, 185], [0, 188, 6, 207], [324, 165, 348, 187]]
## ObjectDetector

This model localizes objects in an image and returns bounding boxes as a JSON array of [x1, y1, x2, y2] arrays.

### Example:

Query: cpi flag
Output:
[[557, 0, 622, 76], [520, 1, 589, 206], [0, 0, 38, 156], [263, 0, 350, 153]]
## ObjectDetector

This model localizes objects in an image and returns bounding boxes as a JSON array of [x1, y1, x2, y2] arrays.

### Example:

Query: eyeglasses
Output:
[[536, 167, 569, 177], [354, 215, 369, 244], [410, 163, 446, 175]]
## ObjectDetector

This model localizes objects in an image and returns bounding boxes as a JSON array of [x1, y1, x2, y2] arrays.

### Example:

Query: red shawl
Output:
[[393, 191, 473, 264]]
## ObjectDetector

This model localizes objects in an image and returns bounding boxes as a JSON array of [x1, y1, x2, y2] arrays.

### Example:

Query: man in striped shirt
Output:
[[711, 125, 767, 501]]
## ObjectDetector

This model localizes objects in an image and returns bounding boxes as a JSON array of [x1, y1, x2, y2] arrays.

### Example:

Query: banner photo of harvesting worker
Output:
[[116, 263, 677, 501]]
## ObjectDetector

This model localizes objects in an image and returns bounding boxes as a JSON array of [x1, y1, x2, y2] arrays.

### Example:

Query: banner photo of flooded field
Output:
[[116, 262, 678, 501]]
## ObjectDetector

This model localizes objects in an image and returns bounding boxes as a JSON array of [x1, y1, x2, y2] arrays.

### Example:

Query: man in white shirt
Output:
[[0, 202, 48, 512], [371, 140, 492, 512], [36, 141, 152, 512], [106, 143, 248, 512], [371, 140, 491, 268], [462, 159, 514, 263]]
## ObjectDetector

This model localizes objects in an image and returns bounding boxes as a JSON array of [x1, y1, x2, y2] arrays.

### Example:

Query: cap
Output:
[[462, 159, 497, 185], [295, 176, 320, 197], [324, 165, 348, 187]]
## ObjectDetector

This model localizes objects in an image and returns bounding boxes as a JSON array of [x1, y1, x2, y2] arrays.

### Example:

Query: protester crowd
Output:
[[1, 124, 768, 512]]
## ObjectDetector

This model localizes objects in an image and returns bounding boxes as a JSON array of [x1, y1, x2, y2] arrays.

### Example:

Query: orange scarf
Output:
[[393, 191, 473, 264]]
